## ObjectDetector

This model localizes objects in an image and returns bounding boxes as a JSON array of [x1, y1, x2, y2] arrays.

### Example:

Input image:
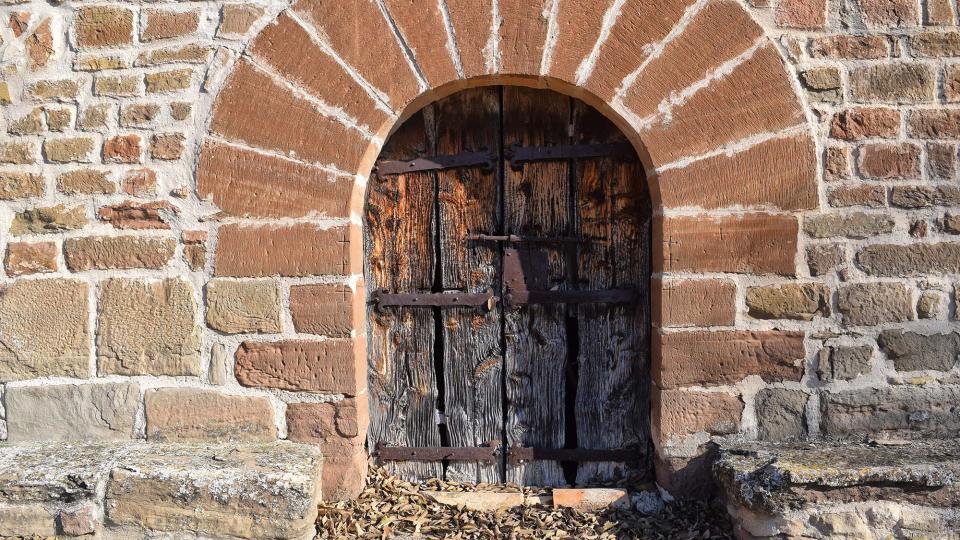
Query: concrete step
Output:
[[714, 439, 960, 539], [0, 442, 323, 539]]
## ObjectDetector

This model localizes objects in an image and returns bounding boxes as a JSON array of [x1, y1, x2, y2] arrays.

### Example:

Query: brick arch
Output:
[[196, 0, 817, 498]]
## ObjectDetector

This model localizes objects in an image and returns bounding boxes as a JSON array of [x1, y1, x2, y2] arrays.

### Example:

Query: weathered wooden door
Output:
[[365, 86, 651, 487]]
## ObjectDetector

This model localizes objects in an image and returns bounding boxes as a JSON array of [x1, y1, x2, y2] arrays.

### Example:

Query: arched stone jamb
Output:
[[195, 0, 819, 499]]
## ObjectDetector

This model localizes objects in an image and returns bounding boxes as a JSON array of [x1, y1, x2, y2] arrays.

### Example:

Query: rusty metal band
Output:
[[375, 151, 495, 177], [505, 142, 635, 169], [374, 445, 500, 463]]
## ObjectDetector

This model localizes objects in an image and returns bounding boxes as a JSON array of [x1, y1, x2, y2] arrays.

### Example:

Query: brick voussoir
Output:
[[653, 330, 807, 389]]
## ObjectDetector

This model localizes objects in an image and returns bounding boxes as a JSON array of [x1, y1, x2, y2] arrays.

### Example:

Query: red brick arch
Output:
[[196, 0, 817, 496]]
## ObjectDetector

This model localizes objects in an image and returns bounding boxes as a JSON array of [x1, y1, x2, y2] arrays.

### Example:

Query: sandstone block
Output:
[[755, 389, 808, 441], [0, 505, 56, 537], [5, 383, 139, 442], [11, 204, 87, 235], [0, 171, 43, 199], [104, 442, 321, 538], [776, 0, 827, 28], [746, 283, 830, 321], [289, 283, 358, 337], [858, 0, 919, 27], [64, 236, 176, 271], [819, 346, 873, 381], [119, 103, 160, 127], [878, 330, 960, 372], [103, 134, 141, 164], [43, 137, 94, 163], [908, 110, 960, 139], [205, 279, 282, 334], [928, 143, 957, 180], [850, 63, 934, 103], [653, 331, 805, 388], [4, 241, 57, 276], [424, 491, 525, 512], [98, 200, 175, 230], [235, 339, 362, 394], [57, 169, 114, 195], [135, 44, 212, 67], [652, 278, 736, 327], [141, 9, 199, 41], [806, 244, 844, 276], [810, 35, 889, 59], [891, 186, 960, 208], [97, 278, 201, 376], [803, 212, 894, 239], [552, 488, 631, 511], [830, 108, 900, 140], [318, 447, 366, 501], [76, 6, 134, 48], [26, 79, 80, 102], [857, 243, 960, 276], [828, 185, 886, 208], [0, 279, 89, 381], [219, 4, 264, 37], [215, 223, 356, 277], [837, 282, 913, 325], [93, 74, 140, 97], [144, 388, 276, 442], [150, 133, 184, 160], [121, 168, 157, 197], [910, 31, 960, 57], [827, 147, 851, 179], [820, 387, 960, 439], [858, 143, 921, 179], [917, 290, 945, 319], [59, 503, 98, 536], [654, 389, 743, 442], [0, 141, 36, 164], [286, 398, 367, 454]]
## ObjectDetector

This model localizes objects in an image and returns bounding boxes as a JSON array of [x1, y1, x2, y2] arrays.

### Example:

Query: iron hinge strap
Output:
[[371, 289, 497, 309], [375, 151, 495, 177]]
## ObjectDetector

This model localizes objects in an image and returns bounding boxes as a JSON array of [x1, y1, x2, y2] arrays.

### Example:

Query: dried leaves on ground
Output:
[[316, 466, 733, 539]]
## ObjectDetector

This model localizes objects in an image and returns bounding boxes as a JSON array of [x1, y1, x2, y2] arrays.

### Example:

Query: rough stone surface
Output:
[[10, 204, 87, 235], [289, 284, 357, 337], [4, 241, 57, 276], [205, 279, 281, 334], [653, 279, 737, 327], [235, 339, 362, 395], [655, 389, 743, 441], [837, 282, 913, 325], [97, 278, 201, 376], [215, 224, 354, 277], [144, 388, 277, 442], [821, 387, 960, 439], [5, 383, 139, 442], [806, 244, 844, 276], [0, 171, 43, 199], [64, 236, 176, 271], [819, 346, 873, 381], [0, 279, 89, 381], [803, 212, 895, 239], [857, 243, 960, 276], [746, 283, 830, 321], [755, 389, 809, 441], [878, 330, 960, 372], [849, 63, 934, 103]]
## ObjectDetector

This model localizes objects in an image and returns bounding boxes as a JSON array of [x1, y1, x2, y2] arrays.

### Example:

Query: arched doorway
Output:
[[365, 86, 651, 487]]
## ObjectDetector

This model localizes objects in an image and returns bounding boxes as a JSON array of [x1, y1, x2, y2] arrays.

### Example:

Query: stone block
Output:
[[0, 505, 56, 537], [205, 279, 281, 334], [10, 204, 87, 235], [837, 282, 913, 325], [144, 388, 276, 442], [820, 386, 960, 438], [803, 212, 895, 239], [746, 283, 830, 321], [5, 383, 139, 442], [806, 244, 844, 276], [652, 278, 736, 327], [65, 236, 176, 271], [819, 346, 873, 381], [878, 330, 960, 372], [4, 241, 57, 276], [235, 339, 362, 395], [97, 278, 201, 376], [0, 279, 89, 381], [857, 243, 960, 276], [289, 283, 359, 337], [755, 389, 808, 441]]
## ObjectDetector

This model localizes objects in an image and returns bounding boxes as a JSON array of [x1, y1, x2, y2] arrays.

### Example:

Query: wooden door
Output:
[[365, 86, 651, 487]]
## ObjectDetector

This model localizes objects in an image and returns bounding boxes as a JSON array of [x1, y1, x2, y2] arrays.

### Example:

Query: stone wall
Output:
[[0, 0, 957, 498]]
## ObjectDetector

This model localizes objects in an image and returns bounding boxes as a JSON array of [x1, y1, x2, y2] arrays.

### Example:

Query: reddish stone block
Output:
[[858, 143, 921, 179], [830, 108, 901, 140], [908, 110, 960, 139], [656, 135, 817, 211], [585, 0, 694, 100], [289, 283, 361, 337], [248, 13, 390, 132], [653, 330, 806, 388], [776, 0, 828, 28], [141, 9, 199, 41], [4, 241, 57, 276], [235, 339, 363, 395], [623, 0, 763, 119], [76, 6, 133, 48], [196, 142, 352, 219], [121, 168, 157, 197], [144, 388, 277, 442], [214, 223, 356, 277], [858, 0, 920, 27], [652, 278, 736, 328], [98, 201, 176, 229], [546, 0, 608, 83], [293, 0, 420, 109], [642, 45, 805, 166], [286, 398, 368, 453], [652, 388, 743, 442], [828, 185, 887, 208], [498, 0, 551, 75], [810, 35, 890, 59], [444, 0, 494, 77], [383, 0, 459, 86], [210, 59, 368, 173], [656, 214, 799, 276], [103, 134, 141, 164], [64, 236, 176, 271]]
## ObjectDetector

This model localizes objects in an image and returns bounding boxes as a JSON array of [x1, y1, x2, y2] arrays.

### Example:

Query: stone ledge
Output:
[[0, 441, 322, 539], [714, 440, 960, 539]]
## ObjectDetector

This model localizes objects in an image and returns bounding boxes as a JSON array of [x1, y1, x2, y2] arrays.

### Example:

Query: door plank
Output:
[[502, 87, 571, 486], [434, 87, 504, 483], [365, 108, 443, 481], [572, 102, 652, 484]]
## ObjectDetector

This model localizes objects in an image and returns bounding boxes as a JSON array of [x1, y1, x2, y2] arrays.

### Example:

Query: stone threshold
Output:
[[0, 441, 323, 539], [424, 487, 656, 513], [714, 439, 960, 539]]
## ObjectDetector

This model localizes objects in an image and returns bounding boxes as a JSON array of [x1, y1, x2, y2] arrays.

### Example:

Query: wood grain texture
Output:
[[572, 101, 651, 485], [365, 109, 442, 481], [435, 88, 504, 483], [502, 87, 570, 487]]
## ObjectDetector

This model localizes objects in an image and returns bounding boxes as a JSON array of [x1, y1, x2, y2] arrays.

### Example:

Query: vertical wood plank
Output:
[[365, 108, 443, 481], [502, 87, 571, 487], [434, 88, 504, 483], [572, 102, 652, 485]]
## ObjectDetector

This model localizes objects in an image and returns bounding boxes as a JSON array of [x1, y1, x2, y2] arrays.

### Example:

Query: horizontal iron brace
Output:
[[506, 447, 640, 464], [466, 234, 599, 244], [371, 289, 496, 309], [505, 142, 634, 169], [505, 288, 638, 307], [375, 151, 495, 177], [374, 444, 500, 463]]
